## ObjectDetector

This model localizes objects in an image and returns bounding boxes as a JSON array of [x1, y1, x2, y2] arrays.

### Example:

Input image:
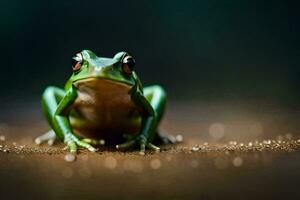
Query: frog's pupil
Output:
[[72, 58, 82, 71], [72, 59, 78, 68], [126, 57, 135, 71]]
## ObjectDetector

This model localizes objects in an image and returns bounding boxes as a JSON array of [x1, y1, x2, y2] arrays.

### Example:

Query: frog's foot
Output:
[[81, 138, 106, 146], [64, 134, 97, 153], [116, 135, 160, 155], [35, 130, 57, 146], [156, 131, 177, 144]]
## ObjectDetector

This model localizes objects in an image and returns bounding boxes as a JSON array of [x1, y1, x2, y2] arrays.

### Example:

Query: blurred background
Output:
[[1, 0, 299, 103], [1, 1, 300, 200]]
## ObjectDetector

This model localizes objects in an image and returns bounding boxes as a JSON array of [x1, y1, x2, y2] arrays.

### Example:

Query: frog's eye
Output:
[[72, 53, 83, 71], [122, 55, 135, 75]]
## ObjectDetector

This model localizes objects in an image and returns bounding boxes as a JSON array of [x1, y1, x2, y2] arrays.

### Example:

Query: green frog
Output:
[[35, 50, 175, 155]]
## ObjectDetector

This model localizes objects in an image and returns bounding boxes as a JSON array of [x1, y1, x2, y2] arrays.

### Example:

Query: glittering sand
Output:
[[1, 101, 300, 200]]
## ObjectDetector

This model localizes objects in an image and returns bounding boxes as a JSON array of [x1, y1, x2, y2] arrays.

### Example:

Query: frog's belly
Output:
[[72, 78, 141, 141]]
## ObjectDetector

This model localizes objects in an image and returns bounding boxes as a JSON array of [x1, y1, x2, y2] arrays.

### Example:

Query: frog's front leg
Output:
[[116, 85, 166, 155], [35, 86, 66, 146], [37, 86, 96, 153]]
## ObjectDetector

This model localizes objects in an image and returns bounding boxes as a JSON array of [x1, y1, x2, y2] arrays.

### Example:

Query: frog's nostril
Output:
[[101, 66, 113, 73]]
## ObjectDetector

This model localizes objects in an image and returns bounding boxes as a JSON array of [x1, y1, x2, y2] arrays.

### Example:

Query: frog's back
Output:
[[71, 78, 141, 141]]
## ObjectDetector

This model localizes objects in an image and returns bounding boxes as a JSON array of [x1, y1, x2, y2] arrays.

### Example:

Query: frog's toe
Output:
[[35, 130, 56, 146], [47, 138, 56, 146], [81, 138, 105, 146], [147, 143, 160, 152], [35, 138, 42, 145], [116, 136, 160, 155], [66, 140, 77, 153], [78, 140, 97, 152], [155, 131, 177, 144], [116, 140, 136, 150], [139, 143, 146, 155], [138, 143, 160, 155], [64, 135, 97, 153], [66, 141, 96, 153], [117, 140, 147, 155]]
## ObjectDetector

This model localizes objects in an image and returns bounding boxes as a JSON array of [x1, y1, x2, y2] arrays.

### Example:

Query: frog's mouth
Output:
[[73, 77, 133, 90]]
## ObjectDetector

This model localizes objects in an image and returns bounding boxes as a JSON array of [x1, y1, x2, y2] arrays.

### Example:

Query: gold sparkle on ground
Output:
[[0, 138, 300, 155]]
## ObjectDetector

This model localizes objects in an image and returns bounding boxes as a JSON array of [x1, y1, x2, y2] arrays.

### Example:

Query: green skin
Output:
[[36, 50, 166, 155]]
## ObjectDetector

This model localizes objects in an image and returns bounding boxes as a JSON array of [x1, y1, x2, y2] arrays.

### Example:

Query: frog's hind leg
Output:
[[154, 131, 177, 144], [143, 85, 166, 122], [35, 86, 65, 146], [143, 85, 173, 144], [143, 85, 182, 145]]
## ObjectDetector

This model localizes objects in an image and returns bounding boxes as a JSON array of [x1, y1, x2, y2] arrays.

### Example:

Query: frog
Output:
[[35, 50, 176, 155]]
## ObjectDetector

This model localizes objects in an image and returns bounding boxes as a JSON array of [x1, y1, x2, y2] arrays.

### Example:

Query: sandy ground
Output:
[[0, 100, 300, 200]]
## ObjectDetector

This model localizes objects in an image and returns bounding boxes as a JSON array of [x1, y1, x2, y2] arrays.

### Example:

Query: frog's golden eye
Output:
[[72, 53, 83, 71], [122, 55, 135, 75]]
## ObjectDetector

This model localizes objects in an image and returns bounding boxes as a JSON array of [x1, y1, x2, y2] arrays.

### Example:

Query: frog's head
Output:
[[69, 50, 136, 86]]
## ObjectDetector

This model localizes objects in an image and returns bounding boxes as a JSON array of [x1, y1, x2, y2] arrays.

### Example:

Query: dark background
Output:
[[1, 1, 300, 200], [1, 0, 299, 103]]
